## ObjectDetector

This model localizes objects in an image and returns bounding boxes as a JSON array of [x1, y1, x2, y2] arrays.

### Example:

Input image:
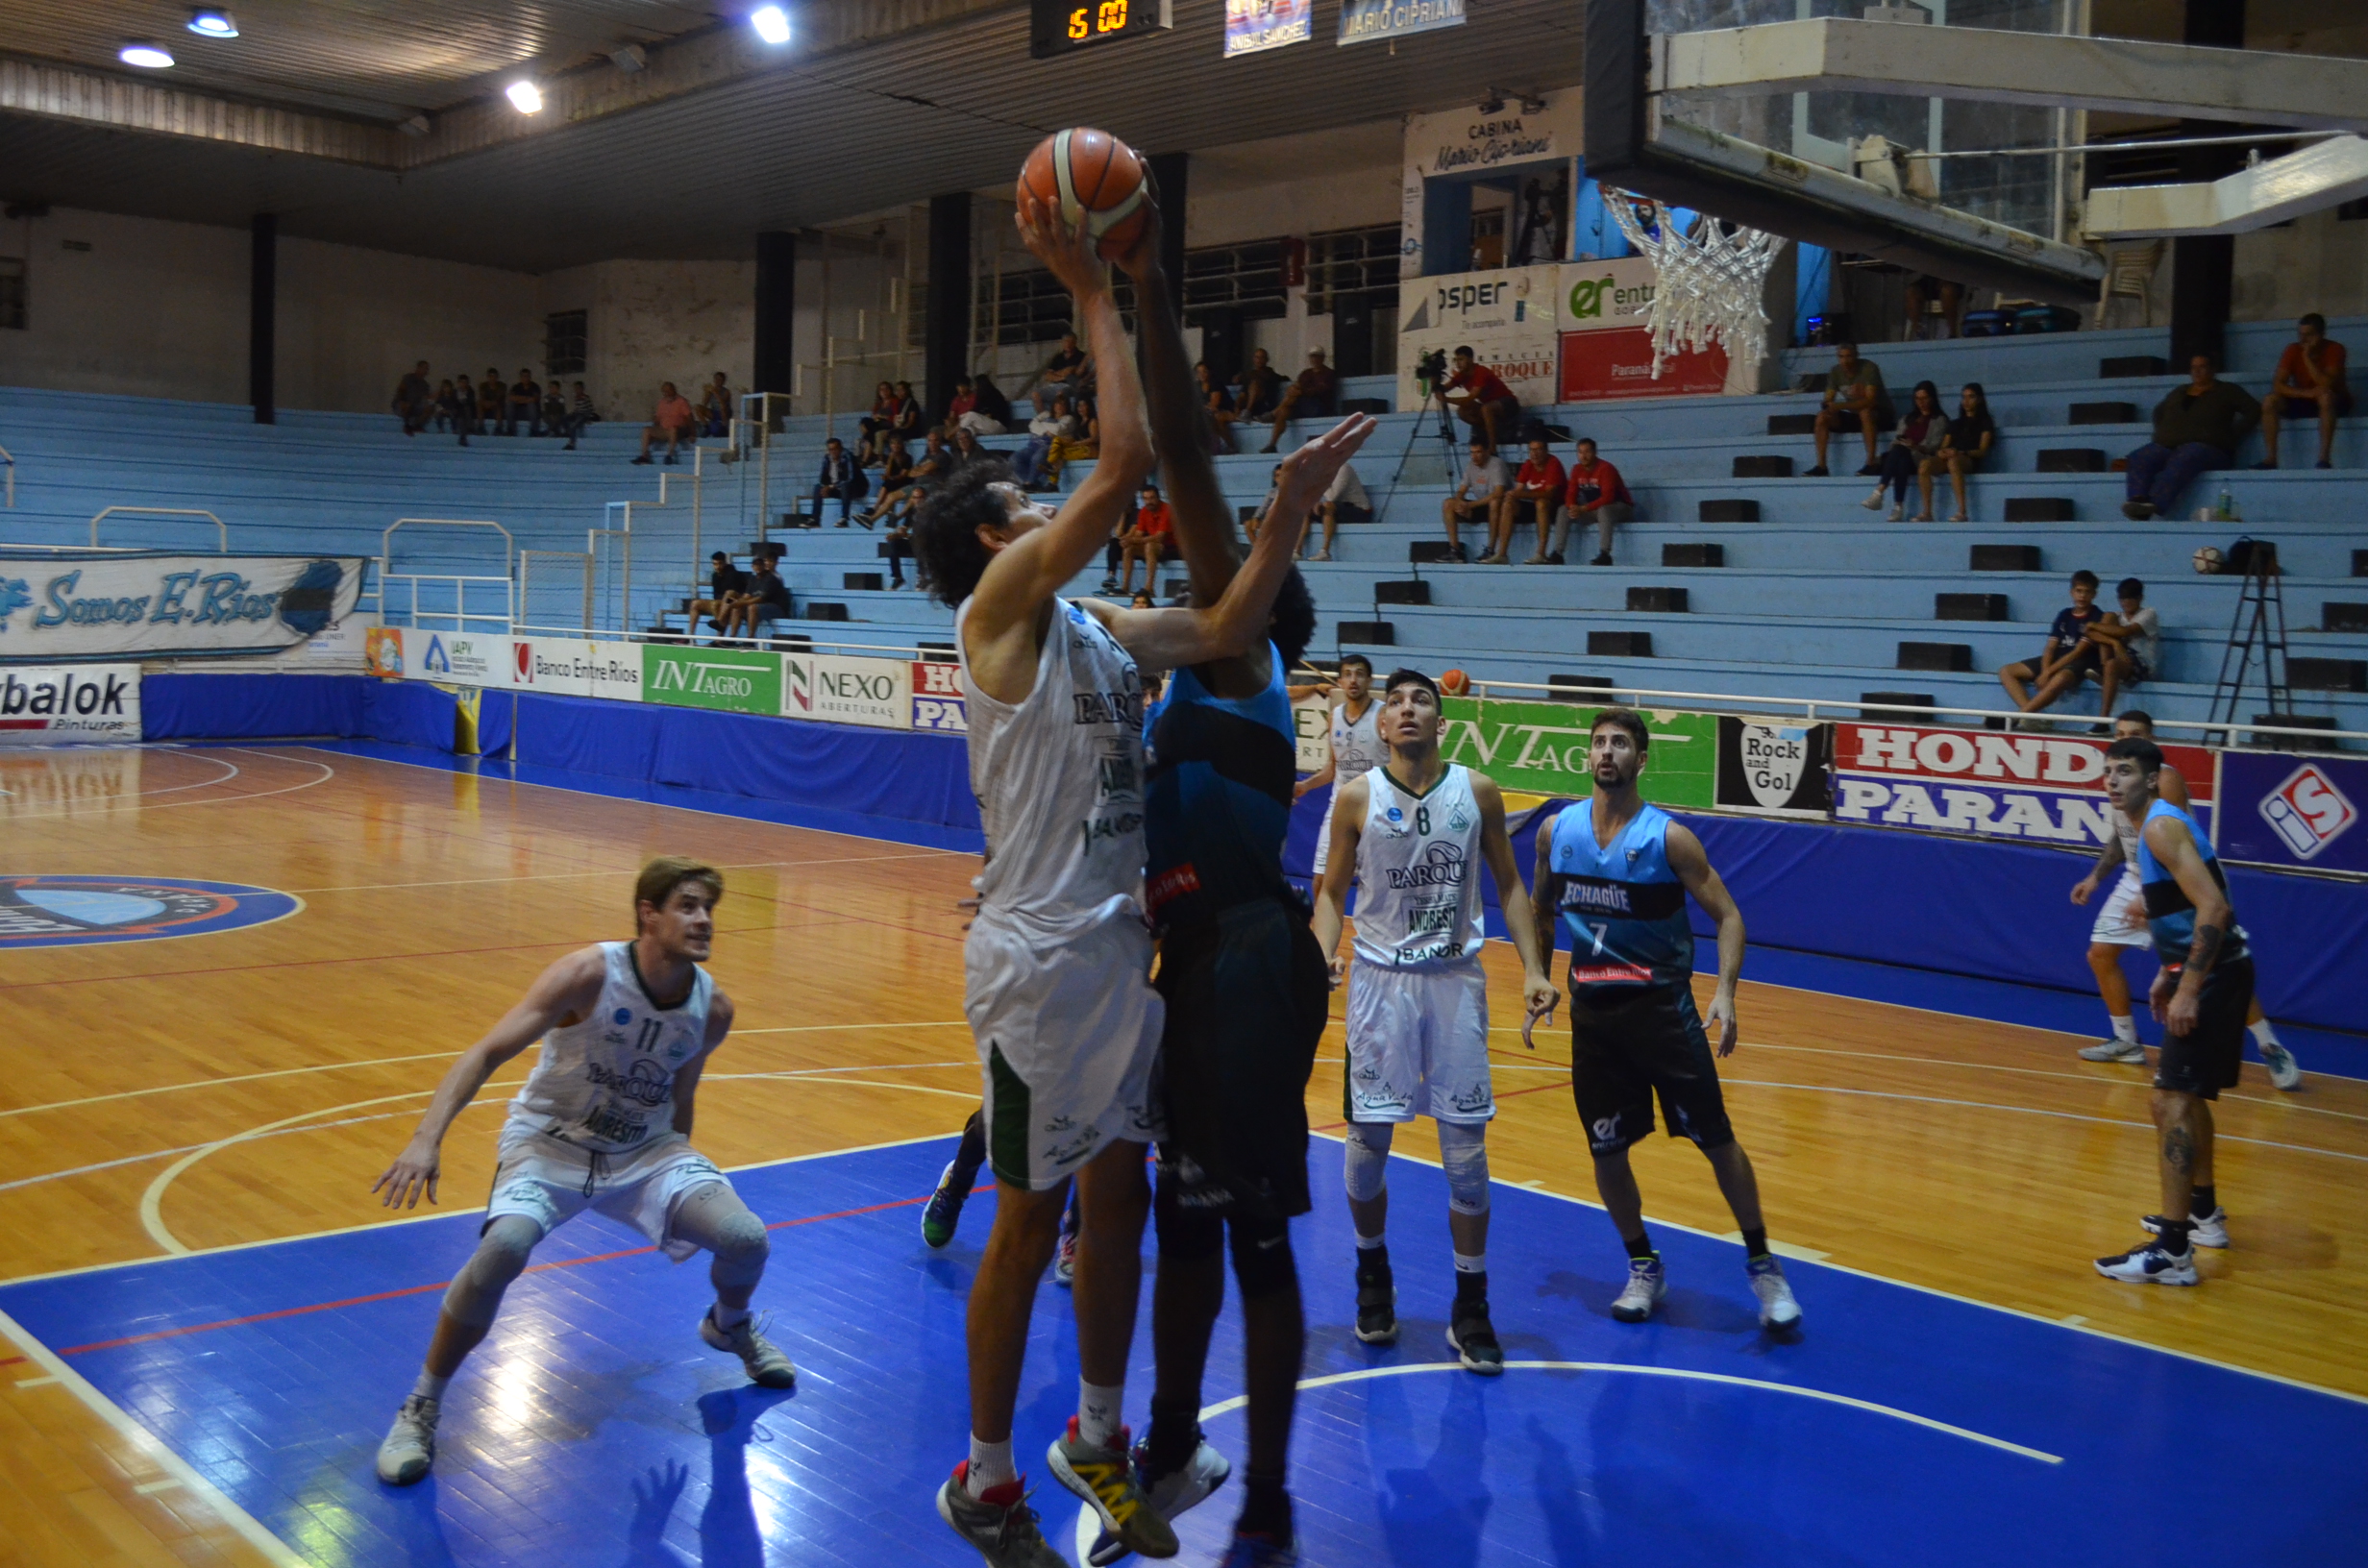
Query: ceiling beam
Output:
[[0, 53, 402, 166], [2086, 135, 2368, 236]]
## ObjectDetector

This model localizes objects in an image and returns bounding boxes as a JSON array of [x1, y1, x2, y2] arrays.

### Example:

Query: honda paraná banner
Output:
[[912, 660, 968, 733], [2216, 752, 2366, 875], [0, 551, 363, 663], [1831, 723, 2215, 845], [0, 665, 140, 746]]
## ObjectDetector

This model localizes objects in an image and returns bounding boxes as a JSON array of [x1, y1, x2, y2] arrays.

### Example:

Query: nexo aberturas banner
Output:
[[1831, 723, 2216, 845], [0, 551, 364, 663]]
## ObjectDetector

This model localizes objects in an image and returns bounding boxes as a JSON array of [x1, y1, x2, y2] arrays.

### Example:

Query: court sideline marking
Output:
[[0, 748, 333, 821]]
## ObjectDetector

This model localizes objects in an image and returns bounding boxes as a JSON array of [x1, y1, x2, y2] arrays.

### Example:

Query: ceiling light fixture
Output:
[[505, 80, 543, 113], [609, 43, 648, 73], [186, 9, 238, 37], [119, 42, 176, 68], [751, 6, 792, 46]]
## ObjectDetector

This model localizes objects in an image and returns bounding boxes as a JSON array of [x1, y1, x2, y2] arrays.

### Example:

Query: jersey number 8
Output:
[[1415, 805, 1431, 835]]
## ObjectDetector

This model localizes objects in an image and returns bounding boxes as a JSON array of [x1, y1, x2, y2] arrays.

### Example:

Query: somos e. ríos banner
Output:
[[0, 551, 363, 663]]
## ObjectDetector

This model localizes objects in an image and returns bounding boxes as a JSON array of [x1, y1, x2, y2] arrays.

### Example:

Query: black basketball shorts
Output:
[[1569, 982, 1736, 1157], [2154, 956, 2254, 1101]]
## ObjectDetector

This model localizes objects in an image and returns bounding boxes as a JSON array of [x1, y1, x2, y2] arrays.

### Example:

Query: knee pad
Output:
[[1226, 1214, 1295, 1300], [1436, 1120, 1492, 1217], [705, 1208, 772, 1289], [1153, 1174, 1226, 1262], [443, 1214, 540, 1329], [1342, 1121, 1394, 1204]]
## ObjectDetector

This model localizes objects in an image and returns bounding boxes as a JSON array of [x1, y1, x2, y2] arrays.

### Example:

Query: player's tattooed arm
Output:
[[2187, 922, 2224, 977], [2144, 811, 2232, 1038], [1667, 822, 1746, 1057]]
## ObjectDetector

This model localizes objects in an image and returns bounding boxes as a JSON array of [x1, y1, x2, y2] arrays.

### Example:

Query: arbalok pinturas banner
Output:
[[0, 551, 366, 663]]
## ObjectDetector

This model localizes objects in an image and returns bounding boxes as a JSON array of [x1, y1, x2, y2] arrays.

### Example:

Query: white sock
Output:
[[711, 1301, 752, 1330], [966, 1435, 1016, 1496], [2110, 1015, 2136, 1043], [1354, 1232, 1387, 1252], [2250, 1018, 2280, 1048], [1078, 1379, 1125, 1452], [1454, 1251, 1487, 1275], [411, 1370, 451, 1403]]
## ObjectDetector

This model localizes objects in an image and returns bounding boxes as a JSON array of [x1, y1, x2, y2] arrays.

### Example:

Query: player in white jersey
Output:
[[1291, 653, 1384, 879], [367, 858, 794, 1487], [910, 185, 1375, 1568], [1312, 668, 1556, 1375], [2070, 711, 2301, 1088]]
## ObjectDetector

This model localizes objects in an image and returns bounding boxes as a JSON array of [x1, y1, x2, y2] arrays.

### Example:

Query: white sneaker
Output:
[[1610, 1256, 1665, 1322], [1887, 502, 1905, 522], [2079, 1038, 2147, 1064], [699, 1308, 798, 1387], [1860, 488, 1884, 510], [1077, 1435, 1232, 1565], [2258, 1039, 2304, 1090], [376, 1394, 438, 1485], [2094, 1240, 2198, 1286], [1746, 1254, 1802, 1328], [2144, 1208, 2229, 1249]]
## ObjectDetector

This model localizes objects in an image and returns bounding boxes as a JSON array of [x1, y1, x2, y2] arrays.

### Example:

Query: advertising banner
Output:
[[1292, 693, 1330, 773], [366, 626, 405, 678], [1560, 328, 1731, 401], [643, 645, 781, 716], [1830, 723, 2216, 845], [1395, 265, 1565, 411], [911, 660, 969, 733], [0, 665, 141, 746], [1223, 0, 1310, 55], [1714, 719, 1834, 817], [2216, 751, 2366, 875], [783, 653, 909, 729], [0, 551, 364, 664], [414, 631, 513, 688], [508, 637, 643, 702], [1440, 698, 1715, 807], [1339, 0, 1463, 46]]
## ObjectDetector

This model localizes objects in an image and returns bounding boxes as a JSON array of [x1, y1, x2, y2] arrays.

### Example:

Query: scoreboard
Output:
[[1029, 0, 1173, 58]]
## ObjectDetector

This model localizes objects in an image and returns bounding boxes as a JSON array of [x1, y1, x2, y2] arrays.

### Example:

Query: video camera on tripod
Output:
[[1412, 346, 1450, 388]]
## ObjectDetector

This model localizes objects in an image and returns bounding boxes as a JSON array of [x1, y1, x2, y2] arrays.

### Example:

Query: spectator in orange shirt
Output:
[[1116, 482, 1173, 595], [1443, 346, 1522, 454], [1510, 436, 1566, 566], [1558, 438, 1636, 566], [633, 382, 698, 465], [2258, 313, 2350, 470]]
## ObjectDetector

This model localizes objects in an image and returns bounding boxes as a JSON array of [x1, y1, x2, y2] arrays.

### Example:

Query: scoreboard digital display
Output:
[[1029, 0, 1172, 58]]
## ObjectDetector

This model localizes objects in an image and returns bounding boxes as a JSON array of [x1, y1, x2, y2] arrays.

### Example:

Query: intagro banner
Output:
[[0, 551, 363, 664], [784, 653, 909, 729], [1831, 723, 2216, 845], [911, 660, 968, 733], [0, 665, 140, 746], [2217, 751, 2367, 875], [643, 645, 780, 716], [508, 637, 643, 702], [1440, 698, 1715, 808], [1395, 265, 1564, 410]]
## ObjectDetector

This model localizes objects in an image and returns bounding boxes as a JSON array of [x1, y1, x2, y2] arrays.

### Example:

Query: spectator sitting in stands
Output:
[[452, 375, 478, 447], [478, 370, 507, 434], [1042, 395, 1098, 487], [1196, 361, 1239, 453], [812, 437, 867, 527], [688, 551, 750, 639], [2085, 576, 2159, 716], [700, 372, 733, 438], [1863, 380, 1946, 522], [1903, 274, 1964, 340], [1510, 436, 1566, 566], [721, 556, 791, 644], [1011, 398, 1069, 488], [950, 427, 988, 465], [2258, 312, 2349, 470], [2122, 355, 2259, 520], [1130, 590, 1156, 610], [1033, 332, 1089, 412], [946, 378, 978, 429], [910, 429, 951, 485], [891, 380, 925, 447], [505, 368, 542, 437], [393, 361, 433, 436], [1558, 438, 1635, 566], [632, 381, 698, 465], [432, 379, 461, 434], [1442, 437, 1509, 564], [1117, 483, 1173, 594], [540, 381, 570, 441], [1306, 459, 1370, 562], [883, 487, 920, 590], [570, 380, 599, 425], [1443, 346, 1521, 454], [1236, 348, 1287, 425], [1260, 349, 1338, 453], [967, 372, 1013, 434], [1999, 569, 2107, 719], [860, 441, 914, 527], [1926, 380, 1994, 522], [858, 380, 899, 465], [1808, 342, 1891, 476]]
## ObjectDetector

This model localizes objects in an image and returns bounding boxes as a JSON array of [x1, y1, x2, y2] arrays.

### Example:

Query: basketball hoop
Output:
[[1606, 192, 1788, 380]]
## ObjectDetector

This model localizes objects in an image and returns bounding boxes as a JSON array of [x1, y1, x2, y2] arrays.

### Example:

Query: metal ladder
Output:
[[2205, 539, 2291, 745]]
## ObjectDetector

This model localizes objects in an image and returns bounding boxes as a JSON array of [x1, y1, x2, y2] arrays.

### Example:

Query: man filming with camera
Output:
[[1439, 346, 1522, 455]]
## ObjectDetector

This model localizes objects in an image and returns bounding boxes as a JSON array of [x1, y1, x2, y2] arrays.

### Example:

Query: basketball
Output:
[[2193, 545, 2225, 574], [1439, 669, 1469, 697], [1018, 127, 1149, 257]]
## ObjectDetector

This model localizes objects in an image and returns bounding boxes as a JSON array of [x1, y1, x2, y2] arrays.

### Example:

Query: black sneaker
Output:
[[1544, 551, 1566, 565], [631, 454, 654, 465], [1591, 551, 1614, 566], [1856, 462, 1882, 477], [1353, 1247, 1397, 1345], [1446, 1290, 1504, 1376], [1449, 544, 1468, 563], [2121, 501, 2157, 521], [1802, 465, 1830, 477]]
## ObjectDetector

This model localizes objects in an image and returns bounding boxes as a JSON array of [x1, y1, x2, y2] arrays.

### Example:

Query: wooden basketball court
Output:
[[5, 742, 2363, 1565]]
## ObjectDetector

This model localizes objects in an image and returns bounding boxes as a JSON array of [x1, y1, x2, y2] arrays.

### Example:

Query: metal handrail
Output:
[[382, 517, 513, 578], [380, 572, 514, 633], [0, 443, 13, 508], [89, 506, 226, 551]]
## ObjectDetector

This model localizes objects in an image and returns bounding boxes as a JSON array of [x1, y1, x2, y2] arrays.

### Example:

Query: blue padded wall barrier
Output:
[[142, 674, 368, 740], [358, 680, 457, 752]]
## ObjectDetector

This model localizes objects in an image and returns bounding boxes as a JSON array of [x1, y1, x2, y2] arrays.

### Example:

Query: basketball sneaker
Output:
[[923, 1161, 971, 1249], [1048, 1417, 1178, 1559], [937, 1462, 1067, 1568], [699, 1308, 798, 1387], [375, 1394, 438, 1485], [2079, 1039, 2147, 1064], [1746, 1255, 1803, 1328], [1610, 1256, 1665, 1323], [2094, 1240, 2199, 1286], [2258, 1039, 2304, 1090], [1077, 1433, 1231, 1566], [1352, 1248, 1398, 1345], [2144, 1207, 2229, 1248], [1446, 1292, 1504, 1376], [1218, 1531, 1299, 1567]]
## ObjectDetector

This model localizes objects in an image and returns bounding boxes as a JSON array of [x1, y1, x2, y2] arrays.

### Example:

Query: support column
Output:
[[926, 192, 973, 424], [753, 231, 797, 399], [2168, 0, 2246, 371], [1147, 151, 1189, 315], [249, 213, 276, 425]]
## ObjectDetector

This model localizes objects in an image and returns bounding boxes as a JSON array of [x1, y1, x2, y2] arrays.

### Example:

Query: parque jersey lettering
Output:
[[1543, 799, 1692, 992], [505, 942, 711, 1154], [1144, 648, 1297, 930], [1350, 764, 1486, 968], [2133, 798, 2250, 970]]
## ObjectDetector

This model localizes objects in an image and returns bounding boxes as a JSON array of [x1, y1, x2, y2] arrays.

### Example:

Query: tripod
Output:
[[1378, 374, 1462, 549], [2205, 538, 2292, 745]]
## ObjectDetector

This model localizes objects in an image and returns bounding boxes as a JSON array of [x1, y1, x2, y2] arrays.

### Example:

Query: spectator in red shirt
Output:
[[1443, 345, 1522, 453], [1261, 349, 1340, 453], [2258, 312, 2349, 470], [1509, 437, 1566, 566], [1116, 483, 1173, 595], [1557, 439, 1636, 566], [633, 381, 698, 465]]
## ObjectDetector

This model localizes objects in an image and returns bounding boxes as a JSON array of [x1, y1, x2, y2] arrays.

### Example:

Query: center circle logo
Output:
[[0, 875, 303, 948]]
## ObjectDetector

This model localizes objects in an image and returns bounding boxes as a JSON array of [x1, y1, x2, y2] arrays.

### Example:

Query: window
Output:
[[975, 266, 1078, 348], [1181, 239, 1287, 324], [0, 258, 24, 331], [544, 309, 587, 376], [1304, 225, 1400, 316]]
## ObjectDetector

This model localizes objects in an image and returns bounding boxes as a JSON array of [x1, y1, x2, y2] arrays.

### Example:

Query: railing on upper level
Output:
[[379, 518, 514, 634], [90, 506, 226, 551]]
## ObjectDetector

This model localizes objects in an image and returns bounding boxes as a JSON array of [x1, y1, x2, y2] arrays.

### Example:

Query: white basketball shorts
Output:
[[1314, 792, 1339, 878], [966, 901, 1165, 1189], [1344, 960, 1493, 1124], [484, 1126, 730, 1262], [2090, 870, 2150, 948]]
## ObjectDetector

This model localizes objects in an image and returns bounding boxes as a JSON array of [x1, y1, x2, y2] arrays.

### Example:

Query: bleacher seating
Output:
[[4, 314, 2364, 735]]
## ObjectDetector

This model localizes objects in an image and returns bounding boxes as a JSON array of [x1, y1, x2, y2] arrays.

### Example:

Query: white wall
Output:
[[0, 207, 250, 404], [278, 235, 541, 413], [542, 257, 755, 424], [2232, 207, 2368, 325]]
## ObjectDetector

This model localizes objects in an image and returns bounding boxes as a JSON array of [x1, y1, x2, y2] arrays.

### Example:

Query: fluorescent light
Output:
[[506, 80, 543, 113], [752, 6, 791, 45], [120, 42, 176, 68], [186, 10, 238, 37]]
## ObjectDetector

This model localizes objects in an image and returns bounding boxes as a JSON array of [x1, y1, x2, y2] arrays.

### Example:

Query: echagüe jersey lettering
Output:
[[1542, 798, 1695, 992], [505, 942, 712, 1154]]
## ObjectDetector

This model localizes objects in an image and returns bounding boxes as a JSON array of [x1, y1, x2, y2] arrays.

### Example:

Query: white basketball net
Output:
[[1606, 191, 1788, 380]]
